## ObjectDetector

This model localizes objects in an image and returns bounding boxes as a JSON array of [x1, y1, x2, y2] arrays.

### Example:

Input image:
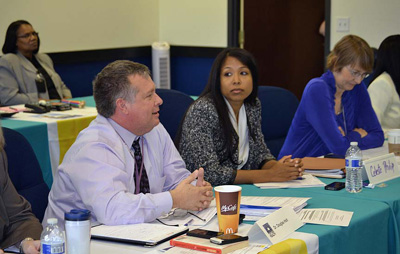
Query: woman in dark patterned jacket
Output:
[[176, 48, 303, 186]]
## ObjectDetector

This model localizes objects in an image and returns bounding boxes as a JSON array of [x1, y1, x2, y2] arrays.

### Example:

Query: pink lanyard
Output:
[[134, 137, 145, 194]]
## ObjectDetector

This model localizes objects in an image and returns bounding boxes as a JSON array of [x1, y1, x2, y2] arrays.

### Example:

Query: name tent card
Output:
[[247, 206, 303, 245], [363, 153, 400, 185]]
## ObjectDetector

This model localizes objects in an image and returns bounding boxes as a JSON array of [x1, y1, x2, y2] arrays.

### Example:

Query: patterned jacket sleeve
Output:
[[178, 98, 237, 186]]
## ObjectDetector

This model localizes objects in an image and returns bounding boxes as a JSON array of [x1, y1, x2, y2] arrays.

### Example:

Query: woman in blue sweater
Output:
[[279, 35, 384, 159]]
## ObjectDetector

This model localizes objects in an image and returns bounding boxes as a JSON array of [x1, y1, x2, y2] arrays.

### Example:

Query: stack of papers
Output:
[[303, 157, 345, 178], [304, 169, 345, 178], [254, 174, 325, 189], [240, 196, 310, 221]]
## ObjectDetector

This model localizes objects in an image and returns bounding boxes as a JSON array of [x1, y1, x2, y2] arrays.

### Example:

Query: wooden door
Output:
[[244, 0, 325, 99]]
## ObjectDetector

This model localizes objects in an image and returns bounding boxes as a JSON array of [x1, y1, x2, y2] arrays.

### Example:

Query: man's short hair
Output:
[[93, 60, 151, 118]]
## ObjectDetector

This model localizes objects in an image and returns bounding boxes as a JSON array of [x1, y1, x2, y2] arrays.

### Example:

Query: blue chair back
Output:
[[258, 86, 299, 157], [3, 127, 49, 222], [156, 89, 194, 140]]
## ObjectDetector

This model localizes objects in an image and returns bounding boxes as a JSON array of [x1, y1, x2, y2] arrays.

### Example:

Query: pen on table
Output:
[[296, 177, 305, 180], [184, 219, 193, 226], [240, 204, 281, 210]]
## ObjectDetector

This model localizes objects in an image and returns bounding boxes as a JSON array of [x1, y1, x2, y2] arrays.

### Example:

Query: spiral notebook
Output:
[[91, 223, 189, 246]]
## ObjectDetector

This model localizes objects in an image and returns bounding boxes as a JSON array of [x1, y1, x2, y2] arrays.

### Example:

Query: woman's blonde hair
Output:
[[327, 35, 374, 73]]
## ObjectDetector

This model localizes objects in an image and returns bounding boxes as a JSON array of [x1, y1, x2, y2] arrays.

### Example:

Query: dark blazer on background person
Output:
[[178, 95, 275, 186], [0, 51, 72, 106], [0, 149, 42, 249]]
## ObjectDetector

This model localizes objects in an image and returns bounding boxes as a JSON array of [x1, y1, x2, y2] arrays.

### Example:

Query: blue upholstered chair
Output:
[[156, 89, 194, 140], [3, 127, 49, 222], [257, 86, 299, 158]]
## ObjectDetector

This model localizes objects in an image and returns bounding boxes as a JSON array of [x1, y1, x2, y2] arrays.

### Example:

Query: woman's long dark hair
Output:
[[176, 48, 259, 163], [370, 35, 400, 97], [2, 20, 40, 54]]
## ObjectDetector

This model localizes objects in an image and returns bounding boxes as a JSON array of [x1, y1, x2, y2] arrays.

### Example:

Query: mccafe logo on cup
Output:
[[219, 192, 239, 215]]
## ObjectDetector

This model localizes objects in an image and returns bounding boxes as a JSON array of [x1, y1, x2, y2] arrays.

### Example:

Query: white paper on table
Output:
[[163, 243, 267, 254], [254, 174, 325, 189], [240, 196, 310, 220], [299, 208, 353, 226], [162, 247, 206, 254], [241, 196, 310, 209], [362, 142, 389, 160], [244, 215, 265, 222]]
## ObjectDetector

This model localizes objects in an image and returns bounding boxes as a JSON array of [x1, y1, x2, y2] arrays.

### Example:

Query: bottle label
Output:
[[346, 159, 361, 167], [42, 243, 65, 254]]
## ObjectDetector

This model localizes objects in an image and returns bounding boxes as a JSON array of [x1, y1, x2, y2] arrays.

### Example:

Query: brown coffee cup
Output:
[[214, 185, 242, 234], [388, 129, 400, 157]]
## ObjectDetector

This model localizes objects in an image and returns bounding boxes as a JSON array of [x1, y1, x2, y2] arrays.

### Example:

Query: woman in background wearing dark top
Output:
[[176, 48, 302, 186], [0, 20, 72, 106], [368, 35, 400, 131], [0, 125, 42, 254], [279, 35, 384, 159]]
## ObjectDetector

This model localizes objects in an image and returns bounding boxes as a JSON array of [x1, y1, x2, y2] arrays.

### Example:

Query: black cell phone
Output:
[[186, 229, 222, 239], [325, 181, 345, 191], [210, 234, 249, 245], [24, 103, 51, 113]]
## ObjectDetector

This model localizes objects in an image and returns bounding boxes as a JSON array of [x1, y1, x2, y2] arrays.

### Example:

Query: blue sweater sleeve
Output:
[[303, 81, 354, 155], [352, 84, 384, 149]]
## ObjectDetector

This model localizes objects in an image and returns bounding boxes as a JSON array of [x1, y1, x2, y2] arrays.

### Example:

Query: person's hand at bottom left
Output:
[[170, 169, 213, 211], [21, 239, 40, 254]]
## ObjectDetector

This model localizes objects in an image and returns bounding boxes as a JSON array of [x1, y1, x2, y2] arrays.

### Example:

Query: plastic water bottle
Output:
[[345, 142, 363, 193], [41, 218, 65, 254]]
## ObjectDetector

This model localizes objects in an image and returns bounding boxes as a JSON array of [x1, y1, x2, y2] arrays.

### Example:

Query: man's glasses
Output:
[[156, 208, 206, 227], [346, 66, 369, 79], [17, 32, 39, 39]]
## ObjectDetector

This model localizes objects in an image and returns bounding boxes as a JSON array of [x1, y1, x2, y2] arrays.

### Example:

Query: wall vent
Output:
[[152, 42, 170, 89]]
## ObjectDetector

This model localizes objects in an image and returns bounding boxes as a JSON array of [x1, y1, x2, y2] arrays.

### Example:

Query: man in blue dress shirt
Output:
[[43, 60, 213, 226]]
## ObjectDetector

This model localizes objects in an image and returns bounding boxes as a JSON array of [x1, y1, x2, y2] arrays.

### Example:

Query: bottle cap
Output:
[[350, 142, 358, 146], [47, 218, 58, 225], [65, 209, 91, 221]]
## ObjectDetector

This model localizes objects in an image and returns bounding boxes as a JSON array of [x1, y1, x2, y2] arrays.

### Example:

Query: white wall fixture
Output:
[[336, 17, 350, 32], [152, 42, 171, 89]]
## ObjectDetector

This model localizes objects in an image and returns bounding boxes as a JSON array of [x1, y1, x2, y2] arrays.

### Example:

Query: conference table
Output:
[[88, 184, 391, 253], [2, 96, 399, 253]]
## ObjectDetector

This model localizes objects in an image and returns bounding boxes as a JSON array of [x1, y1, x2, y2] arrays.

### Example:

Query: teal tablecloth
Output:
[[242, 184, 391, 253], [291, 177, 400, 253], [1, 118, 52, 187]]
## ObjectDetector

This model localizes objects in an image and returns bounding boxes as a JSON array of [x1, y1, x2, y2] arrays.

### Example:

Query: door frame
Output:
[[228, 0, 240, 47]]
